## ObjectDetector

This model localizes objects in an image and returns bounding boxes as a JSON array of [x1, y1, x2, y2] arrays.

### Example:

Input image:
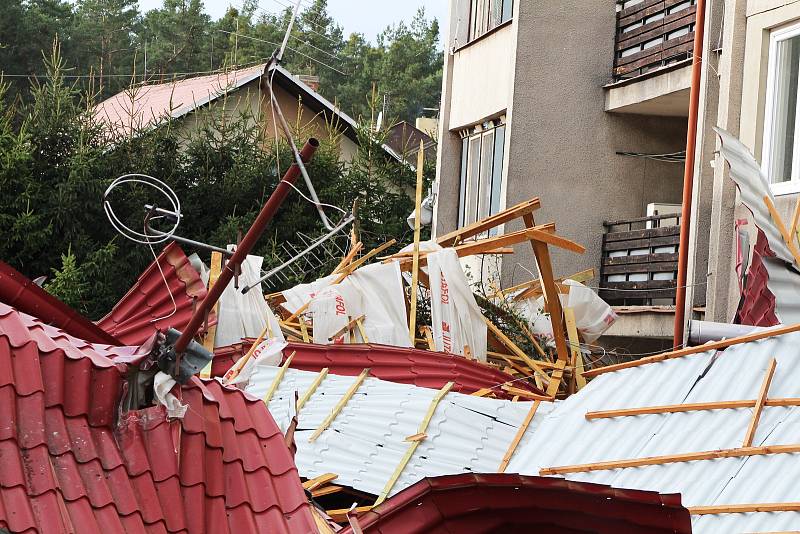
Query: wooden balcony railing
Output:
[[600, 213, 681, 306], [613, 0, 697, 82]]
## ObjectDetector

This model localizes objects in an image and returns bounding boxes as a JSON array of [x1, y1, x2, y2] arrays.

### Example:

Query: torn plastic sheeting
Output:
[[516, 279, 617, 343], [343, 262, 411, 347], [428, 248, 487, 361], [153, 371, 188, 419], [309, 283, 362, 344], [225, 337, 288, 384], [214, 247, 284, 347], [281, 273, 338, 315]]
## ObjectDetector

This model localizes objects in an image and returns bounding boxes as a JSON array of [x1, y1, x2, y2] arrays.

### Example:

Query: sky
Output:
[[136, 0, 449, 42]]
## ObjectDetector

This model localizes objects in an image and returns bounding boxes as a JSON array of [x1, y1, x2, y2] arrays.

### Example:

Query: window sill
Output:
[[452, 19, 514, 55], [770, 180, 800, 196]]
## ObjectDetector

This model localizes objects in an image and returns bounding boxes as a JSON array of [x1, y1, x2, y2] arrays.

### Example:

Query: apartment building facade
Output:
[[433, 0, 698, 348]]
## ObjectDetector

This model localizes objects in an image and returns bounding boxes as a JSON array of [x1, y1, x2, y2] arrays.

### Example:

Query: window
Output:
[[458, 119, 506, 229], [469, 0, 513, 42], [763, 23, 800, 194]]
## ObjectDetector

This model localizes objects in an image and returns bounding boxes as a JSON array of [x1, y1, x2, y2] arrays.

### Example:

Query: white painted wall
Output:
[[448, 24, 515, 130]]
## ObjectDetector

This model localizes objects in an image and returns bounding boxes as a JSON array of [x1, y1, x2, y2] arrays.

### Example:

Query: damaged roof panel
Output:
[[0, 303, 315, 534]]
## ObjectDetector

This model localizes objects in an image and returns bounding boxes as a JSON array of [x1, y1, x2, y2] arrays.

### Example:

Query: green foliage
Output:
[[1, 44, 434, 320]]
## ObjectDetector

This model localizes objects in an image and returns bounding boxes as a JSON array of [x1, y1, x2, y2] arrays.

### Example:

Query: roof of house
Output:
[[384, 121, 436, 167], [0, 260, 120, 345], [506, 331, 800, 533], [212, 340, 542, 399], [97, 242, 214, 346], [344, 473, 692, 534], [94, 63, 406, 162], [0, 302, 316, 533], [240, 364, 555, 498]]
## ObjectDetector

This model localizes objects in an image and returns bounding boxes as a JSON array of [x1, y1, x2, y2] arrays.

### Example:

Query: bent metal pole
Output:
[[674, 0, 707, 347], [172, 138, 320, 356]]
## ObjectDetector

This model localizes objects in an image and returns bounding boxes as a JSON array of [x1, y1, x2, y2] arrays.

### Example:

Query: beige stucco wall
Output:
[[448, 24, 515, 130], [176, 78, 359, 162]]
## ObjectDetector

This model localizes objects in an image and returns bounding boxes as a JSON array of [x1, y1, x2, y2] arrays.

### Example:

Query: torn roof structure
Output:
[[0, 302, 316, 533], [240, 364, 554, 498], [97, 242, 213, 346], [213, 340, 543, 399], [344, 473, 692, 534]]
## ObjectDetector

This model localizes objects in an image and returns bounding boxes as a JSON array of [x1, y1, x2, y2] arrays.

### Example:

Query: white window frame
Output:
[[762, 21, 800, 196], [457, 118, 507, 230]]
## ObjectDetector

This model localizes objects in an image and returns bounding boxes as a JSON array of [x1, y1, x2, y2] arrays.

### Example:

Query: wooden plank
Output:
[[689, 503, 800, 515], [326, 507, 373, 523], [501, 385, 551, 401], [299, 319, 310, 342], [524, 212, 571, 371], [343, 238, 397, 273], [498, 400, 541, 473], [408, 142, 425, 345], [329, 315, 366, 342], [599, 280, 677, 291], [586, 398, 800, 420], [582, 324, 800, 378], [436, 197, 540, 247], [604, 212, 682, 228], [514, 268, 595, 301], [332, 242, 363, 275], [539, 444, 800, 476], [302, 473, 338, 491], [564, 308, 586, 391], [262, 352, 295, 404], [421, 326, 435, 350], [308, 368, 370, 443], [790, 196, 800, 245], [375, 381, 454, 505], [765, 195, 800, 265], [602, 234, 680, 252], [297, 368, 328, 412], [311, 485, 343, 498], [617, 6, 696, 49], [484, 317, 551, 384], [603, 225, 681, 243], [615, 40, 694, 76], [601, 261, 678, 275], [743, 358, 777, 447], [603, 253, 678, 266], [355, 317, 369, 343], [200, 252, 223, 378], [546, 359, 567, 398]]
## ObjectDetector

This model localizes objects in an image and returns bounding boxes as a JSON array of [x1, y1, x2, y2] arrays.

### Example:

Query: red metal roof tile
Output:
[[0, 303, 316, 533], [344, 473, 692, 534], [213, 341, 544, 399], [97, 242, 216, 347], [0, 261, 120, 345], [736, 229, 780, 327]]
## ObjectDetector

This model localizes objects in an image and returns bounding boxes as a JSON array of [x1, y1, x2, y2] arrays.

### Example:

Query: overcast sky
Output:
[[136, 0, 449, 42]]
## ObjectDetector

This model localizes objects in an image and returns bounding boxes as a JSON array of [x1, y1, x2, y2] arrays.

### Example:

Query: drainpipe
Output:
[[674, 0, 708, 347], [171, 138, 320, 358]]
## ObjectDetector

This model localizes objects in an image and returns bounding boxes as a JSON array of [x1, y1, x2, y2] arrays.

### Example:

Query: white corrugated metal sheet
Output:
[[241, 366, 554, 497], [240, 329, 800, 532], [508, 331, 800, 533], [716, 127, 800, 324]]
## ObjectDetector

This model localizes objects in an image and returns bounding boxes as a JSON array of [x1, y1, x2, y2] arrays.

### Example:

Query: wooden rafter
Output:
[[539, 444, 800, 476], [262, 351, 295, 404], [436, 197, 541, 247], [200, 251, 223, 378], [498, 400, 542, 473], [582, 324, 800, 378], [689, 502, 800, 515], [297, 368, 328, 412], [585, 397, 800, 420], [374, 381, 454, 505], [742, 358, 777, 447], [408, 143, 425, 345], [309, 368, 370, 442]]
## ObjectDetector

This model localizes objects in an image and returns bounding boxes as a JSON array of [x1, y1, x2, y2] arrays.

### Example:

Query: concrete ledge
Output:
[[604, 64, 692, 117], [604, 306, 676, 339]]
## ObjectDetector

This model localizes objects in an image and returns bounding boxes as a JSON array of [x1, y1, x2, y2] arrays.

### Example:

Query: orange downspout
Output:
[[674, 0, 707, 347]]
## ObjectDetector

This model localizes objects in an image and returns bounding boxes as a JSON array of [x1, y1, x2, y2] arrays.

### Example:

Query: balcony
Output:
[[604, 0, 697, 116], [600, 213, 680, 307]]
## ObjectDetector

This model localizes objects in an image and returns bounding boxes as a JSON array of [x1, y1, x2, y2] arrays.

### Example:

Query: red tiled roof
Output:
[[0, 260, 120, 345], [736, 229, 780, 327], [97, 242, 215, 346], [344, 473, 692, 534], [212, 341, 544, 399], [0, 302, 316, 534]]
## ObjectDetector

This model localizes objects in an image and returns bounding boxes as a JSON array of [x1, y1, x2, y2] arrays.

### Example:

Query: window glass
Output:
[[766, 34, 800, 184], [501, 0, 513, 23], [457, 121, 506, 229], [458, 136, 469, 228], [490, 125, 505, 216], [466, 136, 482, 225], [477, 129, 496, 223]]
